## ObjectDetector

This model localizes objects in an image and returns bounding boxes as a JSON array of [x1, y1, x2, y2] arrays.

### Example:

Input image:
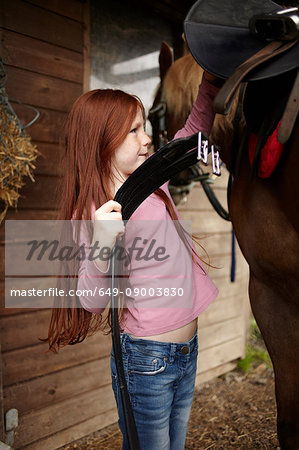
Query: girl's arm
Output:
[[74, 200, 124, 314], [173, 73, 222, 140], [77, 253, 110, 314]]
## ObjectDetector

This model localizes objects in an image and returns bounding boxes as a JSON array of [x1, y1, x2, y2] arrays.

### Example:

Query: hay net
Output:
[[0, 57, 40, 223]]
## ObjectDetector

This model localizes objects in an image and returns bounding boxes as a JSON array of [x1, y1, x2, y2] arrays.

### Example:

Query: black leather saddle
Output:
[[184, 0, 299, 81]]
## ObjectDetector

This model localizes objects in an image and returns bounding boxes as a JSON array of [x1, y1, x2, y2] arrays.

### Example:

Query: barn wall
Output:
[[0, 1, 116, 448]]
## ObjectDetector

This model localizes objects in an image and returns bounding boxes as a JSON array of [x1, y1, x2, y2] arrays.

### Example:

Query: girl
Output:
[[46, 72, 220, 449]]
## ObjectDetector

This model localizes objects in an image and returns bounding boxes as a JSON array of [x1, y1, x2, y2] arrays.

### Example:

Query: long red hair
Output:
[[43, 88, 207, 353]]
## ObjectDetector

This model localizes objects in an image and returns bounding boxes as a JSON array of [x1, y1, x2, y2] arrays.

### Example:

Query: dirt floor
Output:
[[61, 335, 279, 449]]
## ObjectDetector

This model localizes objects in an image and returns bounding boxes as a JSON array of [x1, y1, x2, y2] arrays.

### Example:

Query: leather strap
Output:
[[114, 132, 215, 220], [277, 69, 299, 144], [213, 39, 298, 115]]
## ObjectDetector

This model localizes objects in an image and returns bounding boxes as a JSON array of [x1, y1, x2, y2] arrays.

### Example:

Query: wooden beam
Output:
[[2, 0, 83, 52], [2, 333, 111, 386], [5, 66, 82, 113], [2, 29, 83, 83]]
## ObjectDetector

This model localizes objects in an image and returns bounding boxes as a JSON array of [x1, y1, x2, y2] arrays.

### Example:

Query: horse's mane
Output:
[[162, 54, 203, 122]]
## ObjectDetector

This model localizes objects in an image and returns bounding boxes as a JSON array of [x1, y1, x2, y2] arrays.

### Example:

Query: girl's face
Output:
[[111, 108, 151, 186]]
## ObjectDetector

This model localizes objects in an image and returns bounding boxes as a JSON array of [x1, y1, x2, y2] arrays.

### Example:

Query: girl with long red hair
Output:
[[45, 72, 220, 449]]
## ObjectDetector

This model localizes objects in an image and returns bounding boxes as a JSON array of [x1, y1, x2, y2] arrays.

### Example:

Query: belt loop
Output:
[[169, 343, 176, 363]]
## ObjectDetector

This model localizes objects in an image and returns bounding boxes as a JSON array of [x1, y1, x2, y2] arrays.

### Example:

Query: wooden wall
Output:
[[0, 1, 117, 448], [0, 0, 250, 448]]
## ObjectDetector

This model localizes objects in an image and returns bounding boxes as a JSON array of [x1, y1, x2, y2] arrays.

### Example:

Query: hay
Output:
[[0, 87, 39, 223]]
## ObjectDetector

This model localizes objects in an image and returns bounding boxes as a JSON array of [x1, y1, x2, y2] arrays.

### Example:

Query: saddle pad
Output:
[[248, 121, 284, 178]]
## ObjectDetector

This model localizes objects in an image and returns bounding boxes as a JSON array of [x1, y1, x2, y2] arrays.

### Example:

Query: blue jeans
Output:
[[110, 330, 198, 450]]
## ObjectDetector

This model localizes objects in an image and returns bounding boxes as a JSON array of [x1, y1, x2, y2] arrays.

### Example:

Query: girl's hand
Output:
[[203, 70, 225, 88], [92, 200, 125, 249]]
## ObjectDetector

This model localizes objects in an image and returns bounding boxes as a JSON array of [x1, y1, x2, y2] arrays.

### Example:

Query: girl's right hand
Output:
[[92, 200, 125, 250]]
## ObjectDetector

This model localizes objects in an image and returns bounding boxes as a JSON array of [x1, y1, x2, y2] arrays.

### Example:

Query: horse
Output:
[[149, 42, 299, 449], [149, 42, 240, 207]]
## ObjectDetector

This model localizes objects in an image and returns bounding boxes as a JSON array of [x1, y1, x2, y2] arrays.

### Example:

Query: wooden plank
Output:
[[0, 211, 59, 244], [179, 210, 232, 233], [13, 384, 115, 448], [178, 186, 228, 212], [2, 29, 83, 83], [211, 276, 248, 302], [217, 275, 248, 296], [2, 209, 59, 221], [0, 307, 42, 317], [24, 409, 118, 450], [16, 175, 61, 210], [4, 356, 111, 414], [197, 337, 244, 374], [33, 142, 62, 176], [199, 294, 244, 328], [25, 0, 84, 22], [0, 310, 52, 352], [202, 252, 248, 280], [196, 360, 236, 386], [204, 247, 246, 274], [193, 232, 240, 258], [199, 317, 244, 351], [5, 66, 82, 112], [1, 0, 83, 52], [2, 332, 111, 386], [10, 103, 67, 144]]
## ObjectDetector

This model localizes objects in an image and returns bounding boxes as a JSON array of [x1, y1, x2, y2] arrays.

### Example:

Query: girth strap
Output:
[[213, 39, 298, 115]]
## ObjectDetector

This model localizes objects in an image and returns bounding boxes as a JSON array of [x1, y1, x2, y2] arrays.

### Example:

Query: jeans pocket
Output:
[[129, 353, 167, 376]]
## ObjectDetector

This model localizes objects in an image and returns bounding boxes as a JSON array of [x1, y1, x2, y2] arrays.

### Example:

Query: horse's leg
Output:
[[249, 272, 299, 450]]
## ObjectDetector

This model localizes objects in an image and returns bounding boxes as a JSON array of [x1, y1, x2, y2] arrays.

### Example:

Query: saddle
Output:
[[184, 0, 299, 177], [184, 0, 299, 81]]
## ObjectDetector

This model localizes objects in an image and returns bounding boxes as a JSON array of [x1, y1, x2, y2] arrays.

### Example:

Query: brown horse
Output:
[[150, 42, 299, 449]]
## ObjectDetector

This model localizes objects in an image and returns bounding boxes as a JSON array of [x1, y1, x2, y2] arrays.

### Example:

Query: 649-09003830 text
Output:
[[9, 287, 185, 298]]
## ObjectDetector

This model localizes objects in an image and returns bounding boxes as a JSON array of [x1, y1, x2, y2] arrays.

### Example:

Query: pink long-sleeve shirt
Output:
[[76, 76, 219, 335]]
